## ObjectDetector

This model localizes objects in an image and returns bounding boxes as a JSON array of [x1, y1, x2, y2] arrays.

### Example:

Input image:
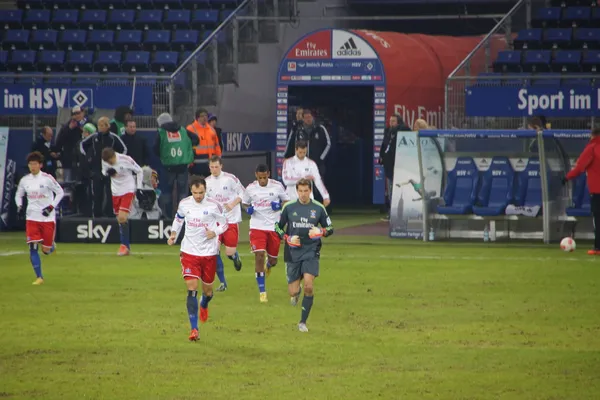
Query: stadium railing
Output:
[[416, 129, 591, 244]]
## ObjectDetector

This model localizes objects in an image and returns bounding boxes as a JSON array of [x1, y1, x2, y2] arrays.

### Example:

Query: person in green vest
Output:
[[110, 105, 133, 136], [154, 112, 200, 219]]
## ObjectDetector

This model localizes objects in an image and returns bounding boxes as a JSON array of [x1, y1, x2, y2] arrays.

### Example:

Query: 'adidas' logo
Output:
[[337, 38, 361, 57]]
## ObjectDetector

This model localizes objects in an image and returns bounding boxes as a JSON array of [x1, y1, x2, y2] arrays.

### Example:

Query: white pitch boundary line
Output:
[[0, 250, 594, 263]]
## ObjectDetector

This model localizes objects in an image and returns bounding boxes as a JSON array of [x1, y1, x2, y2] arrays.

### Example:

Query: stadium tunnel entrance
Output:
[[275, 28, 507, 206]]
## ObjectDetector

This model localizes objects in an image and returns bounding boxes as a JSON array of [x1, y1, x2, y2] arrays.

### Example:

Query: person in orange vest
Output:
[[186, 108, 222, 177]]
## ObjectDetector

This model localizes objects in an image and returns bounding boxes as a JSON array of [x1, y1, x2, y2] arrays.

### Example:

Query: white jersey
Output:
[[15, 172, 65, 223], [205, 171, 245, 224], [101, 153, 143, 196], [243, 179, 290, 231], [281, 155, 329, 201], [171, 196, 228, 257]]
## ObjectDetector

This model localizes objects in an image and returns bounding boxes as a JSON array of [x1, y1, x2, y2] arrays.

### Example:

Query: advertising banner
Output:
[[389, 132, 444, 239], [222, 132, 276, 153], [465, 86, 600, 117], [0, 127, 14, 230], [129, 219, 184, 244], [0, 84, 154, 115], [58, 218, 121, 244]]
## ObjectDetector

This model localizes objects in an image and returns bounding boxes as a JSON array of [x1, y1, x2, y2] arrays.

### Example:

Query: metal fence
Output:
[[444, 0, 596, 130]]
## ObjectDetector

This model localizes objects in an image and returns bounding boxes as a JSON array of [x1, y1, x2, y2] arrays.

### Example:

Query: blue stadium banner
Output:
[[465, 86, 600, 117], [0, 84, 153, 116], [222, 132, 275, 153]]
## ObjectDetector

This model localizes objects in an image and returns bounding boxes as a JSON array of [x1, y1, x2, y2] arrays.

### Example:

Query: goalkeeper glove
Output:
[[106, 168, 117, 177], [42, 205, 54, 217], [271, 201, 282, 211], [246, 206, 254, 215], [284, 234, 301, 248], [308, 226, 326, 240]]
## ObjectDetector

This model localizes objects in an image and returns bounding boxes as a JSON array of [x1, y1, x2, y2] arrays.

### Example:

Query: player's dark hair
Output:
[[195, 108, 208, 119], [101, 147, 116, 162], [295, 140, 308, 150], [209, 155, 222, 164], [255, 164, 269, 173], [592, 127, 600, 136], [189, 175, 206, 189], [296, 178, 311, 189], [26, 151, 44, 164]]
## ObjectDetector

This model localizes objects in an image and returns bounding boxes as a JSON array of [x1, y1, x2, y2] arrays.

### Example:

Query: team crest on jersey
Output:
[[310, 210, 316, 219], [203, 210, 209, 215], [166, 130, 182, 142], [269, 192, 274, 197]]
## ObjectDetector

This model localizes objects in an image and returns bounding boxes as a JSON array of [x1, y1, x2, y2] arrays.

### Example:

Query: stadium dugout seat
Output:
[[2, 30, 30, 50], [94, 50, 121, 72], [115, 30, 143, 50], [191, 10, 219, 29], [552, 50, 582, 72], [531, 72, 561, 86], [59, 30, 87, 50], [151, 51, 178, 72], [522, 50, 552, 72], [532, 7, 562, 28], [108, 9, 135, 29], [543, 28, 572, 49], [144, 30, 171, 51], [30, 30, 59, 50], [164, 9, 190, 29], [52, 9, 79, 29], [493, 50, 522, 72], [582, 50, 600, 72], [23, 10, 51, 29], [472, 157, 515, 217], [562, 7, 592, 27], [172, 30, 199, 50], [514, 29, 543, 50], [573, 28, 600, 49], [135, 10, 163, 30], [122, 50, 150, 72], [566, 174, 591, 217], [38, 50, 65, 71], [0, 50, 8, 71], [8, 50, 36, 71], [66, 50, 94, 71], [80, 10, 107, 29], [437, 157, 479, 215], [1, 10, 23, 29], [514, 158, 543, 209]]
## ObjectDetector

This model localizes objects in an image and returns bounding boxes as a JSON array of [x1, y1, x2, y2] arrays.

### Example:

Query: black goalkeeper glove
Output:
[[106, 168, 117, 177], [42, 205, 54, 217]]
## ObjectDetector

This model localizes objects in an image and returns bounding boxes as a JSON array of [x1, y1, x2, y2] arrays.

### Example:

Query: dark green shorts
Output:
[[285, 258, 319, 284]]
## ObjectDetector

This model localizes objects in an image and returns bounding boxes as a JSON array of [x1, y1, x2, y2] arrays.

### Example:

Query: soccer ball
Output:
[[560, 237, 576, 252]]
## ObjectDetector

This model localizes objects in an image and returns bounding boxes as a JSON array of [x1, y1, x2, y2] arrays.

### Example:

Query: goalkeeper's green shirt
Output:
[[275, 199, 334, 262]]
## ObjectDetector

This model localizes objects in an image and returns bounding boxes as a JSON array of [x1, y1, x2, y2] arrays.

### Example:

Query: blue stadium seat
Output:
[[97, 0, 126, 9], [45, 75, 72, 84], [502, 73, 530, 86], [135, 10, 163, 30], [77, 0, 100, 10], [203, 30, 225, 43], [2, 30, 30, 50], [0, 10, 23, 29], [66, 50, 94, 72], [191, 9, 219, 29], [532, 7, 562, 28], [582, 50, 600, 72], [80, 9, 107, 29], [474, 72, 502, 87], [122, 50, 150, 72], [493, 50, 522, 73], [566, 174, 591, 217], [213, 0, 239, 7], [38, 50, 65, 71], [522, 50, 552, 72], [101, 72, 133, 84], [552, 50, 582, 72], [73, 72, 101, 84], [30, 30, 59, 50], [108, 9, 135, 29], [51, 0, 75, 9], [172, 29, 199, 50], [164, 9, 190, 29], [531, 72, 561, 86], [133, 0, 155, 10], [52, 9, 79, 30], [94, 50, 122, 72], [115, 30, 143, 50], [15, 71, 41, 84], [593, 8, 600, 26], [151, 50, 178, 72], [88, 30, 115, 50], [23, 10, 51, 29], [437, 157, 479, 215], [0, 50, 8, 71], [220, 9, 234, 22], [59, 30, 87, 50], [472, 157, 515, 217], [543, 28, 573, 49], [514, 158, 543, 209], [144, 30, 171, 51], [574, 28, 600, 49], [564, 73, 594, 86], [181, 0, 210, 10], [153, 0, 182, 10], [514, 29, 543, 50], [8, 50, 36, 71], [562, 7, 592, 27]]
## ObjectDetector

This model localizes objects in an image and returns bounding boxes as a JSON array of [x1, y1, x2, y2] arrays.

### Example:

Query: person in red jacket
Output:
[[563, 127, 600, 255]]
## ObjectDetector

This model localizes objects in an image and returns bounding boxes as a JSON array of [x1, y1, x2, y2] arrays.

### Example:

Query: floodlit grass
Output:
[[1, 213, 599, 400]]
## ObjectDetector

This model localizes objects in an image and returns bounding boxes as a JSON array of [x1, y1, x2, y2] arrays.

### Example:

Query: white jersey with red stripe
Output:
[[171, 196, 228, 257], [243, 179, 290, 231], [101, 153, 143, 196], [205, 171, 245, 224], [281, 155, 329, 201], [15, 172, 64, 223]]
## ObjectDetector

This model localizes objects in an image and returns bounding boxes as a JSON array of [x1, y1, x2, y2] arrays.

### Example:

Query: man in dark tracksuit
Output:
[[275, 178, 333, 333], [284, 109, 331, 175], [563, 127, 600, 255]]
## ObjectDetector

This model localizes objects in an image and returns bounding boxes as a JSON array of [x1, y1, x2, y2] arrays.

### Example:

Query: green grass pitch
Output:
[[1, 212, 599, 400]]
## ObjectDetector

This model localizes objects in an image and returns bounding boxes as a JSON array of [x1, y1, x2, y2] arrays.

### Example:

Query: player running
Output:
[[14, 151, 64, 285], [275, 178, 333, 332], [281, 141, 330, 206], [101, 148, 143, 256], [205, 155, 245, 292], [168, 177, 227, 341], [242, 164, 290, 303]]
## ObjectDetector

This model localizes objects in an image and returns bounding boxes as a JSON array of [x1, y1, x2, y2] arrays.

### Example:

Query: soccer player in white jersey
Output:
[[14, 152, 64, 285], [242, 164, 290, 303], [167, 176, 228, 341], [282, 141, 331, 207], [205, 155, 245, 292], [101, 147, 143, 256]]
